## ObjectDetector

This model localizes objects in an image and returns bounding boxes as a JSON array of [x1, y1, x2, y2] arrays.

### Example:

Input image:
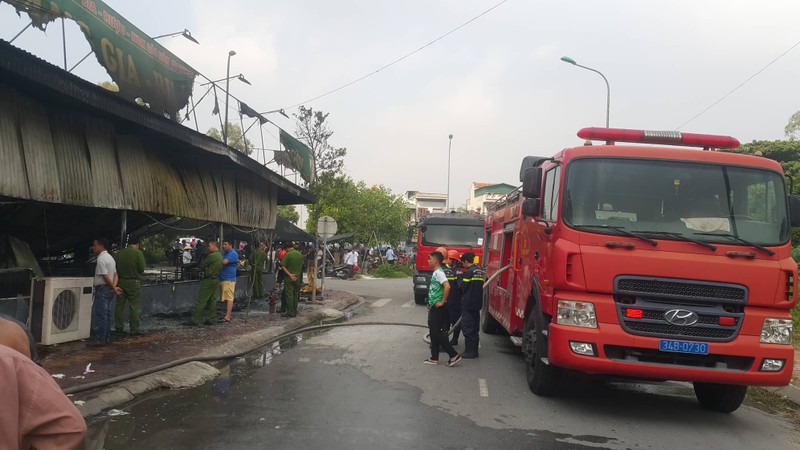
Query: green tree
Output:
[[208, 122, 253, 155], [306, 173, 408, 244], [277, 205, 300, 224], [728, 139, 800, 194], [294, 106, 347, 177], [140, 233, 171, 265], [785, 111, 800, 140]]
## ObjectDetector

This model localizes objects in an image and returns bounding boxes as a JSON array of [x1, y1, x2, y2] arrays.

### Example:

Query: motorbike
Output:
[[318, 261, 350, 279]]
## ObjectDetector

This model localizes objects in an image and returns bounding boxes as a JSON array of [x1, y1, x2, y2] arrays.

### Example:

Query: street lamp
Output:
[[259, 108, 291, 119], [447, 134, 453, 211], [560, 56, 610, 128], [200, 73, 251, 86], [223, 50, 236, 145], [69, 29, 198, 73], [152, 29, 199, 44]]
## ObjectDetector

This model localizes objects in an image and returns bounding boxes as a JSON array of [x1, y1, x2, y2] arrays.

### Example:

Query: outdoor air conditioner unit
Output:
[[29, 277, 94, 345]]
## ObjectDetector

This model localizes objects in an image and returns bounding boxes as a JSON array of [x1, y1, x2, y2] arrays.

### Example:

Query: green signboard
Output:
[[4, 0, 198, 117], [279, 129, 315, 184]]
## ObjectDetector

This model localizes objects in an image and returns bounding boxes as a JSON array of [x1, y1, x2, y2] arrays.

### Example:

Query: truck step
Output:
[[509, 336, 523, 347]]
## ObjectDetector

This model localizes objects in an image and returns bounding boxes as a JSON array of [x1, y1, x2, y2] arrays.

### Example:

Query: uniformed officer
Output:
[[114, 238, 146, 335], [446, 249, 464, 347], [188, 241, 223, 326], [249, 241, 268, 299], [460, 252, 484, 358]]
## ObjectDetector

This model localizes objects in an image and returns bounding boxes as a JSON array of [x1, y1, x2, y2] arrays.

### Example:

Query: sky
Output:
[[3, 0, 800, 222]]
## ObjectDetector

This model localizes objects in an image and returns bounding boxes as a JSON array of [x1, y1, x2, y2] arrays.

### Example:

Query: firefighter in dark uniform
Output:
[[459, 252, 484, 358], [445, 249, 464, 347]]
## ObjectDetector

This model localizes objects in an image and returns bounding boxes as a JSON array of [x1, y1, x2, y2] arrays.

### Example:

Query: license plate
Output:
[[659, 339, 709, 355]]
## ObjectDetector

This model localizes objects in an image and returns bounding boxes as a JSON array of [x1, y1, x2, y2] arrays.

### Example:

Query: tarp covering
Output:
[[3, 0, 198, 117], [279, 129, 315, 184]]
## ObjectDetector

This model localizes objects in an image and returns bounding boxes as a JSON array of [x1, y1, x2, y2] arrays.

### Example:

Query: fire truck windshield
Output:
[[421, 224, 484, 248], [563, 158, 790, 247]]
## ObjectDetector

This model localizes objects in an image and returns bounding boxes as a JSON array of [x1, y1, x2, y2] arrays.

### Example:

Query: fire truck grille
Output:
[[614, 276, 746, 342], [623, 321, 737, 340], [616, 277, 746, 304]]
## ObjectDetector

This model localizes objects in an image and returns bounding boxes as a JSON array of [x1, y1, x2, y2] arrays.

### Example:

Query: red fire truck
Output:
[[413, 212, 484, 304], [483, 127, 799, 412]]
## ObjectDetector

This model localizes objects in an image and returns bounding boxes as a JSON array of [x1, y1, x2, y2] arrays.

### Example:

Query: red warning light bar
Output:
[[578, 127, 740, 149]]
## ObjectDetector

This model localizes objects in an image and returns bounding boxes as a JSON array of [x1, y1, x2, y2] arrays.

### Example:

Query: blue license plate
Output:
[[659, 339, 709, 355]]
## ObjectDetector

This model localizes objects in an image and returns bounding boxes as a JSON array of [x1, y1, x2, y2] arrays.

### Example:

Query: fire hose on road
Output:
[[422, 264, 511, 344], [63, 265, 511, 396]]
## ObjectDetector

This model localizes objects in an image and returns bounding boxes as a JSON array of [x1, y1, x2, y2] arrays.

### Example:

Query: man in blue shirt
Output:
[[385, 246, 396, 265], [219, 240, 239, 322]]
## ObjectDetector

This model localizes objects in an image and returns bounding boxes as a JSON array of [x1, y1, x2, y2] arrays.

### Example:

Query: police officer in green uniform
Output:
[[114, 238, 146, 335], [249, 241, 267, 299], [280, 243, 303, 318], [188, 241, 223, 326]]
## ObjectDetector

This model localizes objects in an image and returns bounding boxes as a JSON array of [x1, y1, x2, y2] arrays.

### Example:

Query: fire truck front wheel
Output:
[[692, 382, 747, 413], [524, 313, 560, 396]]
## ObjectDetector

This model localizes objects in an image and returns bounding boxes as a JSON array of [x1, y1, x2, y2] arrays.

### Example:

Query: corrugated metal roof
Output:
[[0, 39, 312, 209], [0, 81, 278, 229]]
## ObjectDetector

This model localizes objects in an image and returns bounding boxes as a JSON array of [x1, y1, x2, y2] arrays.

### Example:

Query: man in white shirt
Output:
[[88, 238, 121, 347], [385, 247, 396, 265], [344, 248, 357, 279]]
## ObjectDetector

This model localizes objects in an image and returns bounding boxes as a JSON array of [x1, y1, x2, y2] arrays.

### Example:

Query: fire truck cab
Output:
[[413, 212, 484, 304], [483, 127, 800, 412]]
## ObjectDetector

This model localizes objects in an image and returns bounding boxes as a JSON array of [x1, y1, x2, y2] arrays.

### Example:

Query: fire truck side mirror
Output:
[[522, 198, 541, 217], [789, 196, 800, 227], [522, 168, 543, 199]]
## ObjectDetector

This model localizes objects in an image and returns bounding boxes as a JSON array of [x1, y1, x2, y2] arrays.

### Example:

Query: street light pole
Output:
[[560, 56, 610, 128], [223, 50, 236, 145], [447, 134, 453, 211]]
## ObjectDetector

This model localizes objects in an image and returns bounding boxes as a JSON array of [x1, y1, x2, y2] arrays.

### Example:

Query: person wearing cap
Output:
[[460, 252, 484, 358], [446, 249, 464, 347], [114, 238, 146, 335]]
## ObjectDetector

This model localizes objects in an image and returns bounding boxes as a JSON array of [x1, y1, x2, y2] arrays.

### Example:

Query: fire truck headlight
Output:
[[760, 318, 792, 344], [556, 300, 597, 329]]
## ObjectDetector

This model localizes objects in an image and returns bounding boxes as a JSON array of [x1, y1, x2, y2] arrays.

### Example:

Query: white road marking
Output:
[[298, 357, 311, 362], [371, 298, 392, 308], [401, 300, 415, 308], [479, 378, 489, 397]]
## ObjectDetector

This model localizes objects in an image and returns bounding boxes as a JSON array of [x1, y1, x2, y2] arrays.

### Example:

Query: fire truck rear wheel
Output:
[[692, 382, 747, 413], [481, 291, 504, 334], [524, 314, 560, 396]]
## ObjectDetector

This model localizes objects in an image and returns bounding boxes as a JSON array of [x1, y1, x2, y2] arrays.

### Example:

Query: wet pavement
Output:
[[41, 291, 353, 391], [85, 278, 800, 449]]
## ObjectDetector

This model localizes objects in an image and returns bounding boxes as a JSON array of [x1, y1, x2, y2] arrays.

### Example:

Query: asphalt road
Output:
[[88, 278, 800, 449]]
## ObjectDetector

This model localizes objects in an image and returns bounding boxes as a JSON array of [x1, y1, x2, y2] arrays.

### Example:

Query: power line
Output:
[[281, 0, 512, 110], [675, 37, 800, 130]]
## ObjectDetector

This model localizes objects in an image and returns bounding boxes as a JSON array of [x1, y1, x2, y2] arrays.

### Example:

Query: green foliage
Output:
[[141, 234, 171, 265], [785, 111, 800, 140], [306, 172, 409, 244], [277, 205, 300, 224], [370, 263, 411, 278], [294, 106, 347, 177], [208, 122, 253, 155]]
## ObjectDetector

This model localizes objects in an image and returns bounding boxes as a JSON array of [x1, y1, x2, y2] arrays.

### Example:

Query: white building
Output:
[[405, 191, 447, 223], [468, 182, 517, 215]]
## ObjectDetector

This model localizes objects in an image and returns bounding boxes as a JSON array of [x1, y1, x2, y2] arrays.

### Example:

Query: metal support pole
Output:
[[120, 210, 127, 246], [321, 237, 328, 297], [10, 21, 32, 43], [223, 52, 234, 145], [190, 95, 200, 132], [219, 222, 224, 244], [61, 18, 67, 70], [311, 239, 318, 303], [446, 134, 453, 211]]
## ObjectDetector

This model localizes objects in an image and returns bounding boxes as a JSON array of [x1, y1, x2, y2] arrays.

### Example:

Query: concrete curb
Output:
[[75, 293, 361, 417]]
